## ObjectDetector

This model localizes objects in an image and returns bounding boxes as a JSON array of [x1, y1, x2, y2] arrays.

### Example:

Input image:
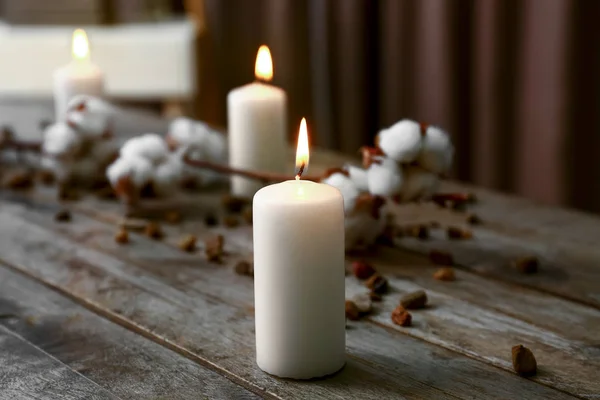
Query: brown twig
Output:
[[183, 154, 321, 183]]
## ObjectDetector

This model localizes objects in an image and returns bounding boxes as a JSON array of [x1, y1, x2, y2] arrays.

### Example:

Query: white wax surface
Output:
[[227, 82, 287, 197], [253, 180, 346, 379], [53, 61, 104, 121]]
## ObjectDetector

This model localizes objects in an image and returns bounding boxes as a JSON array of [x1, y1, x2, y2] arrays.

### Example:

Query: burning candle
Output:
[[253, 118, 346, 379], [227, 45, 287, 197], [53, 29, 104, 122]]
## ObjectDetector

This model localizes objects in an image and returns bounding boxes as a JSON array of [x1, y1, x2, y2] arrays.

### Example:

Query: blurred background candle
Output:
[[252, 118, 346, 379], [227, 45, 287, 198], [53, 29, 104, 121]]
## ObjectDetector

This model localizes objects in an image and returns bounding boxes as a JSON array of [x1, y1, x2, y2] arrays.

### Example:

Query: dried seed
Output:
[[365, 274, 388, 294], [144, 222, 163, 240], [466, 214, 482, 225], [178, 234, 197, 252], [345, 300, 361, 321], [205, 234, 224, 263], [405, 225, 430, 240], [351, 293, 372, 314], [369, 292, 382, 302], [4, 171, 33, 190], [54, 209, 71, 222], [429, 250, 454, 265], [25, 315, 36, 326], [447, 226, 473, 240], [114, 229, 129, 244], [165, 211, 182, 224], [37, 170, 55, 185], [391, 306, 412, 327], [513, 256, 538, 274], [235, 260, 253, 276], [223, 215, 239, 228], [204, 214, 218, 227], [433, 267, 456, 281], [400, 290, 427, 309], [242, 207, 253, 225], [352, 260, 376, 280], [222, 194, 249, 213], [512, 345, 537, 376]]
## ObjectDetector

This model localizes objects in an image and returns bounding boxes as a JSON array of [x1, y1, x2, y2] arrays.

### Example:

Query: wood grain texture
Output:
[[0, 197, 581, 399], [0, 325, 119, 400], [0, 265, 260, 400]]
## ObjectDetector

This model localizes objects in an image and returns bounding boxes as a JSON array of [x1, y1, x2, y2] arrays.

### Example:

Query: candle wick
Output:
[[295, 162, 305, 180], [295, 175, 300, 181]]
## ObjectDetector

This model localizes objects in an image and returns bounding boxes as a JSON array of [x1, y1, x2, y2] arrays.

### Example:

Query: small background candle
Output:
[[53, 29, 104, 122], [227, 45, 287, 198], [253, 119, 346, 379]]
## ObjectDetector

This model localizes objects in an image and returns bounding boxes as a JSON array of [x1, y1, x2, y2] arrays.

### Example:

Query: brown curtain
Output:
[[198, 0, 600, 212]]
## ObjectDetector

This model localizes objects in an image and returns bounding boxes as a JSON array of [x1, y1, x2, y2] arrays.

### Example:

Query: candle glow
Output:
[[72, 29, 90, 61], [295, 118, 309, 180], [255, 45, 273, 82]]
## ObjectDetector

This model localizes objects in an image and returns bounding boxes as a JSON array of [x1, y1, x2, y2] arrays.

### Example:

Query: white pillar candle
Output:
[[227, 45, 287, 198], [53, 29, 104, 122], [253, 119, 346, 379]]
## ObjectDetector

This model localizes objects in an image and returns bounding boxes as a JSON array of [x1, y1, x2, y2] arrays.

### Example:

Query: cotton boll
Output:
[[367, 158, 403, 197], [167, 117, 227, 162], [397, 166, 440, 202], [119, 133, 169, 165], [41, 156, 70, 182], [345, 165, 369, 192], [153, 155, 184, 197], [321, 172, 360, 214], [107, 156, 153, 189], [42, 122, 83, 159], [376, 119, 423, 162], [417, 125, 454, 174], [66, 95, 114, 138]]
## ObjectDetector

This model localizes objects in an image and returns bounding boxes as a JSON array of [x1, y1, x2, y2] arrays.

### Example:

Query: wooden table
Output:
[[1, 106, 599, 399]]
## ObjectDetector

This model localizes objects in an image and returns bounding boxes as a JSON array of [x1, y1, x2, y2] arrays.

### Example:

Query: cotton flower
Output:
[[397, 165, 439, 202], [321, 171, 360, 213], [376, 119, 423, 163], [119, 133, 169, 166], [107, 156, 153, 201], [152, 154, 184, 196], [42, 122, 82, 159], [417, 125, 454, 174], [66, 95, 114, 139], [367, 157, 403, 197], [345, 165, 369, 192]]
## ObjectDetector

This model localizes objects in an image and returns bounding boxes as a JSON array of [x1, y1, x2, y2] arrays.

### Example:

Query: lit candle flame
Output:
[[72, 29, 90, 61], [295, 118, 309, 180], [255, 45, 273, 82]]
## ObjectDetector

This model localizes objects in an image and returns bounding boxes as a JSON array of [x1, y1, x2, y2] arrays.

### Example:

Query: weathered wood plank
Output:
[[0, 266, 261, 400], [0, 199, 581, 399], [0, 325, 120, 400]]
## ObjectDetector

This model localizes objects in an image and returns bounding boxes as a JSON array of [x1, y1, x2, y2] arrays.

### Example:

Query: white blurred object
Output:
[[0, 20, 197, 100], [376, 119, 423, 163], [417, 125, 454, 174]]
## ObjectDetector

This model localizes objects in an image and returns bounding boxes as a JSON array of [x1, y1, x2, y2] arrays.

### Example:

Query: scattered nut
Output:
[[512, 345, 537, 376], [433, 267, 456, 281], [178, 234, 197, 252], [365, 274, 388, 294], [4, 170, 33, 190], [466, 214, 482, 225], [447, 226, 473, 240], [165, 211, 182, 224], [400, 290, 428, 309], [25, 315, 36, 326], [391, 306, 412, 327], [222, 194, 249, 213], [513, 256, 538, 274], [37, 170, 55, 185], [351, 293, 372, 314], [429, 250, 454, 265], [369, 292, 382, 302], [205, 234, 224, 263], [223, 215, 240, 228], [406, 225, 429, 240], [345, 300, 361, 321], [242, 207, 253, 225], [235, 260, 253, 276], [144, 222, 163, 240], [54, 209, 71, 222], [114, 228, 129, 244], [204, 214, 218, 227], [352, 260, 376, 280]]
